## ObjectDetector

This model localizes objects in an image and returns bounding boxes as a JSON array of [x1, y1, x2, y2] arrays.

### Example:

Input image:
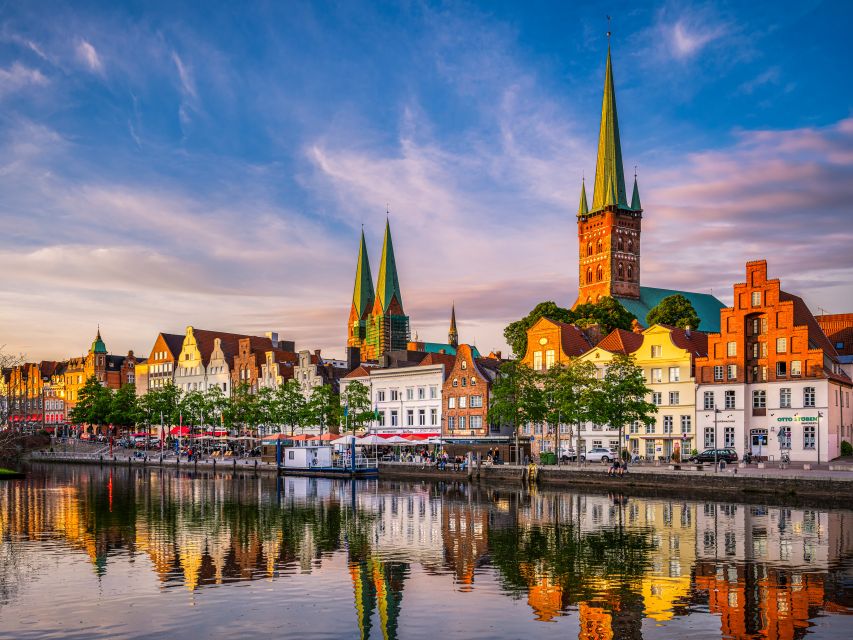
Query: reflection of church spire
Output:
[[350, 561, 377, 640], [349, 558, 408, 640]]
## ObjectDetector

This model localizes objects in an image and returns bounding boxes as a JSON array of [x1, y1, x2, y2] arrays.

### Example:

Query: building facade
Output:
[[694, 261, 852, 462], [442, 344, 504, 440], [292, 350, 347, 398], [142, 332, 185, 393]]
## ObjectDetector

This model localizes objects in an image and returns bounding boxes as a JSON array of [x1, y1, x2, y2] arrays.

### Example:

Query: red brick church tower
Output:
[[574, 44, 643, 307]]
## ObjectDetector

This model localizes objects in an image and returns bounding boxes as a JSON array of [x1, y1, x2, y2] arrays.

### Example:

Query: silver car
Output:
[[581, 447, 617, 463]]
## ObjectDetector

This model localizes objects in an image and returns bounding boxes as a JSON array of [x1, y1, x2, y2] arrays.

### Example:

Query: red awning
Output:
[[170, 426, 191, 436]]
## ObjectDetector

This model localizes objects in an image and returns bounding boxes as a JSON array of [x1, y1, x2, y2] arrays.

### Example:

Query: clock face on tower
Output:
[[538, 337, 548, 345]]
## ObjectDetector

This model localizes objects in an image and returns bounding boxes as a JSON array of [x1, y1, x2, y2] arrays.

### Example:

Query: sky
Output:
[[1, 0, 852, 362]]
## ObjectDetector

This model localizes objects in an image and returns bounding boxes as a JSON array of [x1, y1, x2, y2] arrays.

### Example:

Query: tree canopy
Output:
[[503, 297, 636, 357], [646, 294, 701, 330]]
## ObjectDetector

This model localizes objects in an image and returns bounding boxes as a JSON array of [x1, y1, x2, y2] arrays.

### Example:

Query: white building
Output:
[[339, 360, 446, 435]]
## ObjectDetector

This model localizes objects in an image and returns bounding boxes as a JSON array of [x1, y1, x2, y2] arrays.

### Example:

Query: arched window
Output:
[[617, 237, 624, 251], [596, 240, 602, 254], [586, 268, 593, 284], [627, 240, 634, 253], [627, 264, 634, 280], [618, 263, 624, 279], [596, 265, 603, 282], [587, 242, 593, 257]]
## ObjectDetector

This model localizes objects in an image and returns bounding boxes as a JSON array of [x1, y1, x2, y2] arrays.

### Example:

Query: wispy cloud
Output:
[[670, 18, 728, 58], [75, 39, 103, 73], [0, 62, 48, 97]]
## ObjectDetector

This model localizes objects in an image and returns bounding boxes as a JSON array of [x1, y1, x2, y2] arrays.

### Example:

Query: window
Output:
[[703, 391, 715, 410], [378, 411, 386, 426], [651, 368, 663, 383], [448, 397, 455, 409], [586, 268, 593, 285], [471, 415, 482, 430], [470, 377, 477, 385], [587, 242, 593, 256], [645, 421, 654, 434], [714, 366, 724, 381], [804, 425, 815, 449], [776, 337, 787, 354], [752, 343, 759, 359], [627, 264, 634, 280], [596, 265, 603, 281], [533, 351, 543, 370], [780, 387, 791, 408], [663, 416, 673, 434], [618, 263, 624, 279], [418, 387, 425, 400], [669, 367, 680, 382], [725, 390, 736, 409], [617, 237, 624, 251], [430, 408, 437, 425], [727, 342, 737, 357], [390, 389, 399, 401], [724, 427, 735, 448], [629, 421, 640, 434], [727, 365, 737, 380], [596, 240, 602, 253], [377, 390, 386, 402], [545, 350, 555, 369], [704, 428, 715, 449], [651, 345, 662, 358], [447, 416, 455, 430], [390, 410, 398, 427], [461, 360, 467, 370], [461, 378, 467, 387], [430, 386, 438, 399], [669, 391, 680, 405], [459, 416, 466, 430], [804, 387, 816, 407], [751, 291, 761, 307], [681, 415, 691, 433], [752, 390, 766, 408], [791, 360, 802, 376], [836, 341, 845, 350], [418, 409, 426, 426], [406, 409, 414, 426], [470, 395, 483, 408], [452, 378, 458, 387], [776, 361, 787, 377], [460, 396, 468, 409], [406, 388, 414, 400], [652, 392, 662, 405]]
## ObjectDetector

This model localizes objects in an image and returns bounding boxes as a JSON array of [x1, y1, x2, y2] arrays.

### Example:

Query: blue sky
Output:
[[2, 0, 852, 360]]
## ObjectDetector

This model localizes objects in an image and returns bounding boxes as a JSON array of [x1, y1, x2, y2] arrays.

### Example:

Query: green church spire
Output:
[[577, 179, 589, 216], [631, 173, 642, 210], [375, 218, 403, 313], [90, 328, 107, 354], [352, 229, 375, 318], [591, 46, 628, 211]]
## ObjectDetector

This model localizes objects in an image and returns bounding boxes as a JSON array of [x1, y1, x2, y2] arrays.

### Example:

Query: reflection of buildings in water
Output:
[[349, 558, 407, 640], [693, 504, 853, 639], [440, 496, 490, 589]]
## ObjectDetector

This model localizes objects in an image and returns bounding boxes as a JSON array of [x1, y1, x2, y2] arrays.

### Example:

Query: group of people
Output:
[[607, 458, 629, 476], [436, 452, 467, 471]]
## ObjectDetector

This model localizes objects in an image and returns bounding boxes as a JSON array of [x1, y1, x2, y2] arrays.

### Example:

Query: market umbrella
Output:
[[331, 435, 358, 446], [355, 434, 387, 446], [384, 435, 411, 445]]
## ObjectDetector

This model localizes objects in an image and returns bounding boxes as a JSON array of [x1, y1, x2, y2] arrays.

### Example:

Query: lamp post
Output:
[[817, 411, 823, 466], [41, 374, 49, 434], [705, 406, 721, 472]]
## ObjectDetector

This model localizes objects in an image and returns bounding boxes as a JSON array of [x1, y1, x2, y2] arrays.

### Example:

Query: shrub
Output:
[[841, 440, 853, 457]]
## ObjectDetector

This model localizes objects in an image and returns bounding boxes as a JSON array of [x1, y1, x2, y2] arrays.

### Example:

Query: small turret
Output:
[[448, 304, 459, 348]]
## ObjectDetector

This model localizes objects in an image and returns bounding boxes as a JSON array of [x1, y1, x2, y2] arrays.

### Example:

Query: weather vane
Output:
[[606, 15, 612, 40]]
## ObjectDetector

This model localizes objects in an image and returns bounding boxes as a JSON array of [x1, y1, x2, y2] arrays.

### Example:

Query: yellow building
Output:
[[578, 325, 707, 459]]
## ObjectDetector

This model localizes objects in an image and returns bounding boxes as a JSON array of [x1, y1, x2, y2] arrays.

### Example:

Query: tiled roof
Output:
[[344, 365, 372, 379], [664, 326, 709, 358], [616, 286, 725, 333], [190, 329, 268, 366], [816, 313, 853, 356], [779, 291, 838, 357], [418, 352, 457, 380], [597, 328, 644, 355], [555, 322, 594, 356], [415, 342, 480, 358], [161, 333, 185, 359]]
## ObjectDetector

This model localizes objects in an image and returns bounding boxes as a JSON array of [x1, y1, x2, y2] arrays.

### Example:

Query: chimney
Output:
[[494, 350, 502, 360], [685, 325, 692, 338], [265, 331, 279, 348], [582, 323, 604, 345], [346, 346, 360, 372], [314, 349, 322, 364]]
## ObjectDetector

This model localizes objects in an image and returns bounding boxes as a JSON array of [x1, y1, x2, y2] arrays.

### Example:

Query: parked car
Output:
[[689, 448, 739, 464], [559, 448, 578, 462], [581, 447, 616, 463]]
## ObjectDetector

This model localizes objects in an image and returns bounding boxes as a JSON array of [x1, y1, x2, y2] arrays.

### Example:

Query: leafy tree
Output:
[[342, 380, 372, 433], [203, 386, 229, 429], [69, 376, 113, 427], [571, 296, 635, 334], [109, 384, 139, 429], [308, 384, 342, 435], [140, 381, 182, 431], [542, 360, 599, 458], [273, 380, 308, 436], [646, 294, 701, 330], [180, 389, 207, 426], [489, 360, 543, 461], [225, 383, 258, 434], [503, 301, 573, 359], [593, 354, 656, 459], [254, 386, 277, 434]]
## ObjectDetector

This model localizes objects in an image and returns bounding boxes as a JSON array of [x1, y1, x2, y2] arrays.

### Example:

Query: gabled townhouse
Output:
[[292, 349, 348, 397], [141, 332, 184, 394], [442, 344, 508, 442], [231, 337, 297, 394], [694, 261, 852, 462]]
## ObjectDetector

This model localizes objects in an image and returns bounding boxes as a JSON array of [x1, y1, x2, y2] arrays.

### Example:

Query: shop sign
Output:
[[776, 416, 817, 423]]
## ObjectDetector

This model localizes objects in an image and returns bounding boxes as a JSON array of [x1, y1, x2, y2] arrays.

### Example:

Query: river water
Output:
[[0, 464, 851, 639]]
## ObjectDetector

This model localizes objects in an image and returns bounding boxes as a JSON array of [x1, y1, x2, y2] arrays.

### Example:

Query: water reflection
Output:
[[0, 465, 851, 639]]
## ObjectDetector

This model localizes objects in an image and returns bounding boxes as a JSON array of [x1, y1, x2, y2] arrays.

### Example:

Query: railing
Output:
[[333, 455, 378, 470]]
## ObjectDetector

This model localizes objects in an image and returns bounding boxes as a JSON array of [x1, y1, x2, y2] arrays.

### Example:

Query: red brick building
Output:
[[441, 344, 503, 439]]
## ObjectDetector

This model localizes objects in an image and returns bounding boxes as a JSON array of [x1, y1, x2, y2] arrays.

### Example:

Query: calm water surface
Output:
[[0, 464, 851, 639]]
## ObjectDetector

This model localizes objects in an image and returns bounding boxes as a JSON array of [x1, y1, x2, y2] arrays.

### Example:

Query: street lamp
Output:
[[817, 411, 823, 465], [704, 406, 721, 472]]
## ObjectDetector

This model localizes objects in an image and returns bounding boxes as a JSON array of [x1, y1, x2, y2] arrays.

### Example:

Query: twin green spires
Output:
[[375, 218, 403, 312], [589, 45, 632, 212], [351, 229, 375, 319]]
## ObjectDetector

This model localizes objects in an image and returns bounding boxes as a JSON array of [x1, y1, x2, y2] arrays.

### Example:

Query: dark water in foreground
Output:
[[0, 465, 851, 639]]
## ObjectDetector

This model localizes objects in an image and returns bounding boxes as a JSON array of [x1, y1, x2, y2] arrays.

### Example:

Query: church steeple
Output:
[[630, 173, 642, 211], [90, 328, 107, 355], [448, 303, 458, 348], [352, 229, 375, 319], [577, 179, 589, 217], [591, 46, 628, 211], [375, 218, 403, 313]]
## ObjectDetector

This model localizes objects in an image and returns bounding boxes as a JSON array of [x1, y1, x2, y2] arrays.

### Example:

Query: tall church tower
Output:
[[574, 44, 642, 307], [347, 229, 375, 350], [363, 219, 410, 359], [448, 303, 458, 348]]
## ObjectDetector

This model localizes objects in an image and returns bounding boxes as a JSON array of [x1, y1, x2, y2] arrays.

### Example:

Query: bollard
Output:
[[254, 459, 258, 476], [233, 459, 237, 472], [212, 458, 216, 475], [466, 452, 473, 479]]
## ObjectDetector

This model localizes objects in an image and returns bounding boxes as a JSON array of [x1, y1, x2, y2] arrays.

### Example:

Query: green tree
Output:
[[203, 386, 229, 430], [646, 294, 701, 330], [571, 296, 635, 334], [108, 384, 139, 429], [255, 386, 277, 434], [180, 389, 207, 427], [542, 360, 599, 459], [342, 380, 372, 433], [273, 380, 308, 436], [594, 354, 656, 459], [225, 383, 258, 434], [503, 301, 573, 359], [69, 376, 113, 428], [308, 384, 342, 435], [489, 360, 544, 462]]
